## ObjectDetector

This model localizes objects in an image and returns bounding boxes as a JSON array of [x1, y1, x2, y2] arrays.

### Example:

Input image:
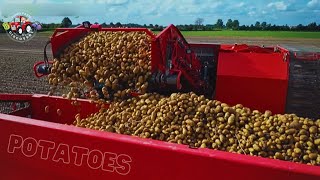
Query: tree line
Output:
[[0, 17, 319, 32], [183, 18, 320, 31]]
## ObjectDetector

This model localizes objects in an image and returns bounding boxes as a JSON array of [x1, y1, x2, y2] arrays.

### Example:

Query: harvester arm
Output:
[[150, 24, 209, 94], [33, 40, 52, 78]]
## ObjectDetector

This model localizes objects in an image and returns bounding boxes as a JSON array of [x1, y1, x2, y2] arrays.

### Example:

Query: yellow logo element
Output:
[[2, 22, 10, 31]]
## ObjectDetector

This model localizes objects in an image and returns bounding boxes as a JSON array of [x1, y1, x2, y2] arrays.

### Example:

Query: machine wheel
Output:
[[25, 25, 32, 33], [17, 27, 23, 35]]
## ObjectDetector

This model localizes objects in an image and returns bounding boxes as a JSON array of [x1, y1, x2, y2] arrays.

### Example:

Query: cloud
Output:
[[267, 1, 288, 10], [3, 0, 34, 3], [0, 3, 106, 17], [307, 0, 320, 8], [0, 0, 319, 26], [234, 2, 245, 8], [248, 11, 256, 16], [96, 0, 128, 5]]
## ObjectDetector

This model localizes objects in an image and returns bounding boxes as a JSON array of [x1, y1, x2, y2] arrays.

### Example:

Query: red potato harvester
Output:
[[1, 22, 320, 179]]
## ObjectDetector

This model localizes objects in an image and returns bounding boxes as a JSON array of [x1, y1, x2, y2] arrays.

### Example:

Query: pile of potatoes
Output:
[[48, 31, 152, 101], [49, 30, 319, 165], [73, 92, 320, 166]]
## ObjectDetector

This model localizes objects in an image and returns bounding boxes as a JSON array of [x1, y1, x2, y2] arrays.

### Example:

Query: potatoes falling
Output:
[[48, 31, 152, 101], [48, 29, 319, 166], [73, 92, 320, 166]]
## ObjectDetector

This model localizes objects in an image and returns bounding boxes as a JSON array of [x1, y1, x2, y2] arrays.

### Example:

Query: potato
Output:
[[48, 31, 152, 100], [73, 92, 320, 166]]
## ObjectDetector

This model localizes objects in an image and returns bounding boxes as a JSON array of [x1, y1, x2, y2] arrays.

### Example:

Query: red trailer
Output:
[[0, 94, 320, 180], [1, 23, 320, 179]]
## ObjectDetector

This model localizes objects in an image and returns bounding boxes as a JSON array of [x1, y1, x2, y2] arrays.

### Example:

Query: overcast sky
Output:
[[0, 0, 319, 26]]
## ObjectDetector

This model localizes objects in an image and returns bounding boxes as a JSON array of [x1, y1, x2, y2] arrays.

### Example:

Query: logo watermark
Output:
[[2, 12, 42, 42]]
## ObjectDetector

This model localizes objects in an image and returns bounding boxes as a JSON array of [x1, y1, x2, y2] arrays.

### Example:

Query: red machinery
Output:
[[34, 22, 320, 117], [1, 23, 320, 179]]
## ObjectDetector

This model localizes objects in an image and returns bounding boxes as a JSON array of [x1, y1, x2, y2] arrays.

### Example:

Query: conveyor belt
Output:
[[286, 51, 320, 119]]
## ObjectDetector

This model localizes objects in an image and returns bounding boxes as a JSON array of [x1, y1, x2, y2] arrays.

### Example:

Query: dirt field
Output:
[[0, 34, 51, 94], [0, 33, 319, 94]]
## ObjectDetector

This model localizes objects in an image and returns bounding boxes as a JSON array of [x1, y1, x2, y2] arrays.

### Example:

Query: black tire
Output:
[[25, 24, 32, 33], [17, 27, 23, 35]]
